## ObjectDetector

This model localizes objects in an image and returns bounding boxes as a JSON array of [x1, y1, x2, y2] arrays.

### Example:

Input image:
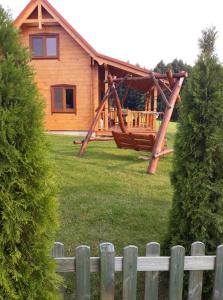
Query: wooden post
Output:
[[123, 246, 138, 300], [52, 242, 65, 299], [108, 75, 127, 133], [79, 87, 111, 157], [148, 77, 184, 174], [153, 87, 157, 113], [169, 246, 185, 300], [152, 88, 158, 131], [100, 243, 115, 300], [144, 242, 160, 300], [104, 65, 109, 131], [213, 245, 223, 300], [38, 1, 42, 29], [188, 242, 205, 300], [76, 246, 91, 300]]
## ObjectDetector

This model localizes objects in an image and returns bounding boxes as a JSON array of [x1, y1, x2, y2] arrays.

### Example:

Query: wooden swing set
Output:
[[77, 70, 187, 174]]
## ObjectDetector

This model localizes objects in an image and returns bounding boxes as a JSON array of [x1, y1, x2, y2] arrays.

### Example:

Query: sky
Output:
[[1, 0, 223, 69]]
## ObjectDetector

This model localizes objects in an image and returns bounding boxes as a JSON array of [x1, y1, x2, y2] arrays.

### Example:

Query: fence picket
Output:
[[188, 242, 205, 300], [122, 245, 138, 300], [144, 242, 160, 300], [76, 246, 90, 300], [169, 245, 185, 300], [52, 242, 65, 299], [52, 242, 64, 257], [52, 241, 223, 299], [100, 243, 115, 300], [212, 245, 223, 300]]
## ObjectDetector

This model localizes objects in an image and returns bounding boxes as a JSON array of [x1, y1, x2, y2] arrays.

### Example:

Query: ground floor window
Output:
[[51, 85, 76, 113]]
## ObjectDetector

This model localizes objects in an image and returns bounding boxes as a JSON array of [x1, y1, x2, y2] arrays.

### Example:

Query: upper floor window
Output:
[[51, 85, 76, 113], [30, 34, 59, 59]]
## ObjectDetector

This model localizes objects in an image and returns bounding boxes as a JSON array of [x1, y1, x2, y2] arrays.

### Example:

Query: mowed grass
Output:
[[47, 122, 177, 257]]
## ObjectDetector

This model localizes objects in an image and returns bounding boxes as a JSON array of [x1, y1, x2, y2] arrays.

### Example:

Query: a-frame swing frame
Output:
[[78, 71, 187, 174]]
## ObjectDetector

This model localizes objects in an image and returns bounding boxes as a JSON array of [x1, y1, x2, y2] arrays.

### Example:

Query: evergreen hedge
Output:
[[0, 7, 59, 299], [165, 27, 223, 296]]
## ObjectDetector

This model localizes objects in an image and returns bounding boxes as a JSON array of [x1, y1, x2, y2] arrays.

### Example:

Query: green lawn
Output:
[[47, 122, 177, 257], [47, 123, 176, 298]]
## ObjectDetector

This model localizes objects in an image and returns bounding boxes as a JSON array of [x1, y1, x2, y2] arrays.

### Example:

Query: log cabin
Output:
[[14, 0, 156, 135]]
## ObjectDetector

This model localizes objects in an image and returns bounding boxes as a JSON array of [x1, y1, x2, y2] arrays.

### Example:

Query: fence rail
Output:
[[52, 241, 223, 300]]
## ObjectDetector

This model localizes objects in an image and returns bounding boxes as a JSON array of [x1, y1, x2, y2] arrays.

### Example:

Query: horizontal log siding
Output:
[[21, 25, 95, 130]]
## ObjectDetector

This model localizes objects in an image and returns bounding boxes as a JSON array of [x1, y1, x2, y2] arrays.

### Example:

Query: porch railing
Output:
[[98, 109, 156, 131]]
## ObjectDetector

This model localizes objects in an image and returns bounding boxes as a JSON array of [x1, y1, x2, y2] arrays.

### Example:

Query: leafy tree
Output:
[[164, 26, 223, 297], [0, 7, 59, 299]]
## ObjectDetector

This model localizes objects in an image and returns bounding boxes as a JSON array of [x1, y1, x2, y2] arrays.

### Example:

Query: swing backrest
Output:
[[112, 131, 156, 152]]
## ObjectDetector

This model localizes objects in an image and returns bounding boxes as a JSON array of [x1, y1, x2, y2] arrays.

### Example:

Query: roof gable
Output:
[[14, 0, 151, 76]]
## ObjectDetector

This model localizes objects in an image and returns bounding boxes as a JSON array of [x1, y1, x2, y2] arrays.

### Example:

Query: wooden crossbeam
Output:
[[105, 71, 188, 84], [23, 18, 57, 24], [153, 148, 173, 158]]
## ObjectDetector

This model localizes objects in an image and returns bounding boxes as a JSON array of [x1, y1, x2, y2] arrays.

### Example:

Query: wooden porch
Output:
[[95, 109, 157, 136]]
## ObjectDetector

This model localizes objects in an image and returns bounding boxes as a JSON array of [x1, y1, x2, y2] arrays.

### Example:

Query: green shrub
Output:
[[0, 7, 59, 299], [164, 27, 223, 297]]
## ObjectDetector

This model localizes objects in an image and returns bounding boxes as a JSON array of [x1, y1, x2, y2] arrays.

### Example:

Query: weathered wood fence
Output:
[[52, 241, 223, 300]]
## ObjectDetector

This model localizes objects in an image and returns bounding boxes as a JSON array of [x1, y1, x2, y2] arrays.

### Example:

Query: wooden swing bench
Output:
[[78, 71, 187, 173], [112, 131, 156, 152]]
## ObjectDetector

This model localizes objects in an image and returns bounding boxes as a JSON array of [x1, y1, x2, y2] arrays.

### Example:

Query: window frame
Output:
[[30, 33, 59, 59], [51, 85, 77, 114]]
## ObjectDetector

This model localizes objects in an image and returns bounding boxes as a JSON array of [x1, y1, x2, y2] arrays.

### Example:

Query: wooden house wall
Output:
[[20, 24, 98, 131]]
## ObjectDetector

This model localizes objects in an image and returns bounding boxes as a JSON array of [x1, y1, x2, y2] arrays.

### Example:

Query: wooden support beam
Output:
[[38, 1, 42, 29], [108, 75, 127, 133], [79, 87, 111, 157], [153, 148, 173, 158], [166, 70, 181, 103], [166, 70, 174, 88], [148, 77, 185, 174], [145, 90, 152, 111], [121, 86, 129, 107], [151, 73, 171, 109], [104, 65, 109, 130], [74, 137, 113, 145], [105, 71, 188, 84], [23, 18, 57, 24]]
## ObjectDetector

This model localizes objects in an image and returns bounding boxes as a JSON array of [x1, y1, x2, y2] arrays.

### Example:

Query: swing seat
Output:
[[112, 131, 157, 152]]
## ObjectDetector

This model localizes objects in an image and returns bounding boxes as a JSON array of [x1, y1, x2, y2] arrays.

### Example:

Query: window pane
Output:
[[32, 37, 43, 56], [54, 88, 63, 110], [66, 89, 74, 109], [46, 37, 57, 56]]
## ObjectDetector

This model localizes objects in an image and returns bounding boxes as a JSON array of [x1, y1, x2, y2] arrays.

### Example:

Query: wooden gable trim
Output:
[[14, 0, 151, 76], [14, 0, 37, 27]]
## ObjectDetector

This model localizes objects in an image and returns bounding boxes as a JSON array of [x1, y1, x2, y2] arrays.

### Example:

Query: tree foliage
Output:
[[164, 27, 223, 297], [0, 7, 59, 299]]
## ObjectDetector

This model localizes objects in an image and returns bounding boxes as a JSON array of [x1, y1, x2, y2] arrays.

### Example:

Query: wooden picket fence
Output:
[[52, 241, 223, 300]]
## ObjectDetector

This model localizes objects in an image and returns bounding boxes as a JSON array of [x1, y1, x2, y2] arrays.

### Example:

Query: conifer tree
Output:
[[165, 26, 223, 296], [0, 7, 59, 299]]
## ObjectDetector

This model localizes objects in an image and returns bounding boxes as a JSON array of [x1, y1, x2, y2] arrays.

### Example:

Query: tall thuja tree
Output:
[[0, 7, 59, 299], [165, 27, 223, 295]]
